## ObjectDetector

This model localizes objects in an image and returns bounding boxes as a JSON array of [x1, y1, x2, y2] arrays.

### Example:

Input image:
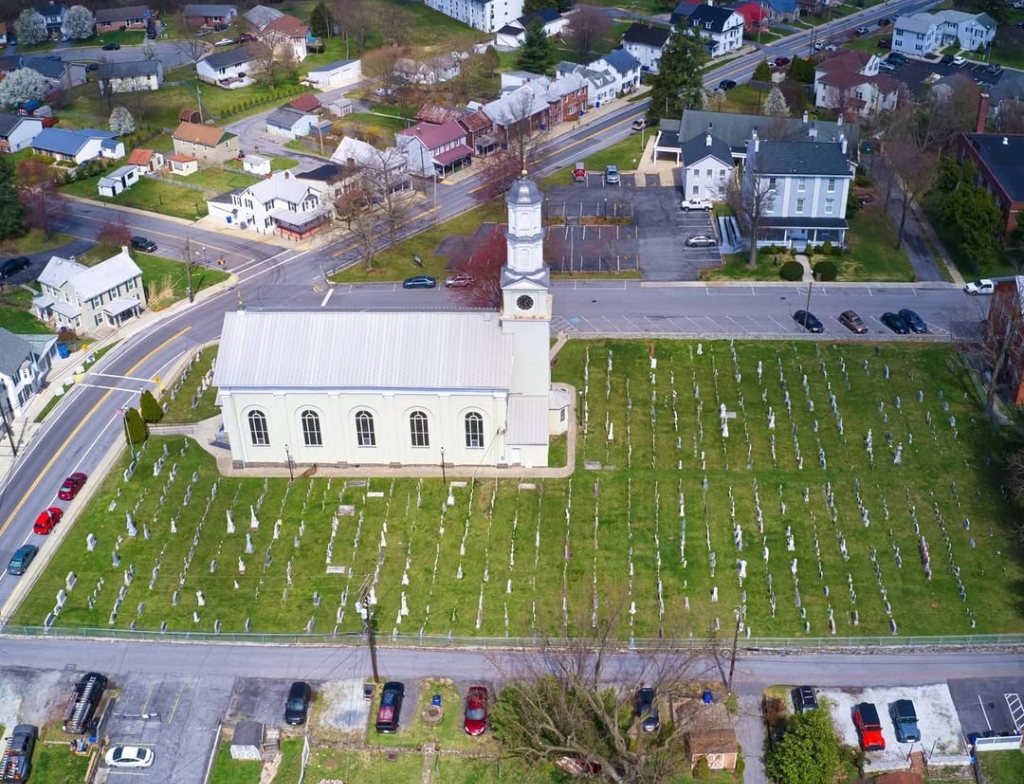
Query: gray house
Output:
[[743, 130, 855, 250], [97, 60, 164, 93], [33, 248, 146, 333], [0, 328, 58, 419], [21, 56, 86, 90]]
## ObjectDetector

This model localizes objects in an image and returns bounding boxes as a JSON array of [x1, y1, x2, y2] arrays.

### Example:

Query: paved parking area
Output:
[[947, 677, 1024, 739], [820, 684, 967, 771], [103, 673, 232, 783]]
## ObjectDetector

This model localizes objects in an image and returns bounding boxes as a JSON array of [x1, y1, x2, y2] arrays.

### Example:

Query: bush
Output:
[[693, 757, 712, 779], [780, 260, 804, 281], [813, 259, 838, 281], [139, 389, 163, 423], [831, 243, 843, 256], [820, 239, 833, 256], [124, 406, 147, 447]]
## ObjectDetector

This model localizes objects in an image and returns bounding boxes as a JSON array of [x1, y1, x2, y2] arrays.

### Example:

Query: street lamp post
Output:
[[284, 443, 294, 482], [803, 279, 813, 332], [440, 446, 446, 485]]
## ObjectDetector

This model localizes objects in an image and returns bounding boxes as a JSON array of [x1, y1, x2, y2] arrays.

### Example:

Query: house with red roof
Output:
[[396, 121, 473, 179], [734, 2, 770, 32], [813, 50, 900, 120]]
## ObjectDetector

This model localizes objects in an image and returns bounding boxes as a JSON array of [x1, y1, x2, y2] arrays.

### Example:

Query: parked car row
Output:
[[794, 687, 921, 751], [793, 308, 928, 335], [371, 681, 491, 735]]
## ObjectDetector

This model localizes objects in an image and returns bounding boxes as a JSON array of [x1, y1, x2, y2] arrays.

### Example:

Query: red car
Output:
[[463, 686, 489, 736], [774, 56, 791, 67], [34, 506, 63, 535], [854, 702, 886, 751], [58, 472, 87, 500]]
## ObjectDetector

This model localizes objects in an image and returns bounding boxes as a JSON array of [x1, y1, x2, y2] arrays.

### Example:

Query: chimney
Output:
[[976, 93, 989, 133], [752, 127, 759, 153], [121, 245, 129, 254], [841, 135, 848, 155], [802, 110, 808, 124], [1004, 137, 1010, 145], [706, 133, 712, 147]]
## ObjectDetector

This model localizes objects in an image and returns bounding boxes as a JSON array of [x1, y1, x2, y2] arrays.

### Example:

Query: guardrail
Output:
[[973, 735, 1022, 752], [2, 625, 1023, 651]]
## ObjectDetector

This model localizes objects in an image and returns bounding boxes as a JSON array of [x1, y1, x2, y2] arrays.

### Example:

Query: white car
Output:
[[105, 746, 155, 768], [681, 198, 713, 211], [814, 40, 824, 50], [825, 44, 838, 52], [214, 38, 234, 46], [952, 55, 967, 66], [964, 279, 995, 295]]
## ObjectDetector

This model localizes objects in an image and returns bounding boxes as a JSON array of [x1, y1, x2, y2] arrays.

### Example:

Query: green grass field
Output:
[[14, 340, 1024, 642], [0, 287, 53, 335], [162, 346, 220, 423], [62, 176, 211, 220], [978, 750, 1024, 784]]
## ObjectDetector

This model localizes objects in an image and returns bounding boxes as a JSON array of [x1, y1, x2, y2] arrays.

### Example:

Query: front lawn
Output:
[[207, 744, 261, 784], [62, 176, 210, 220], [988, 29, 1024, 71], [0, 286, 53, 335], [3, 228, 74, 256], [839, 204, 916, 281], [703, 251, 793, 281], [69, 29, 146, 48], [134, 253, 229, 308], [542, 134, 650, 187]]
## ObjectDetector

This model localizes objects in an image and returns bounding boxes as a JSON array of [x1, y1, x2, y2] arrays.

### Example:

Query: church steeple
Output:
[[500, 173, 549, 322]]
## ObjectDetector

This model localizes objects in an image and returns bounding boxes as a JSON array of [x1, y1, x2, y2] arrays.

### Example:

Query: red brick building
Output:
[[985, 277, 1024, 406], [957, 102, 1024, 242]]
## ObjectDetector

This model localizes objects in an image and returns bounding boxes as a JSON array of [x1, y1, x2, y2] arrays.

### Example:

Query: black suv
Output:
[[375, 682, 404, 733], [284, 681, 312, 725], [793, 685, 818, 713], [0, 256, 30, 279], [130, 236, 158, 253]]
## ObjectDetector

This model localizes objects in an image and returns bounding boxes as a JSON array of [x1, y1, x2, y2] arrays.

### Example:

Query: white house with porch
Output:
[[206, 170, 331, 239], [212, 175, 568, 470], [0, 329, 58, 419], [33, 248, 146, 334]]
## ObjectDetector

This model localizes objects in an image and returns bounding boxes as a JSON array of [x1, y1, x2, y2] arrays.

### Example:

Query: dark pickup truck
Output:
[[1, 724, 38, 782]]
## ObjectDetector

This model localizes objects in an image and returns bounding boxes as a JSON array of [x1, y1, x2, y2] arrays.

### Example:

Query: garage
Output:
[[306, 59, 362, 88]]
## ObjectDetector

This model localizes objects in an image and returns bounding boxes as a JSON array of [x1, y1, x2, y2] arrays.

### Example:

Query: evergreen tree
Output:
[[0, 157, 26, 241], [646, 34, 709, 123], [124, 407, 148, 449], [753, 59, 772, 82], [310, 2, 332, 39], [139, 390, 164, 423], [516, 19, 555, 74], [765, 708, 842, 784]]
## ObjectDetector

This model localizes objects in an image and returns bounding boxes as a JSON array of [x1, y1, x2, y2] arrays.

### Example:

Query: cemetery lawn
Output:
[[13, 340, 1024, 642], [161, 346, 220, 423]]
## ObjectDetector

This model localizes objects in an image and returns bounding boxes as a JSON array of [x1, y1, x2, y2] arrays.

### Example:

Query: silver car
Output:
[[685, 235, 717, 248]]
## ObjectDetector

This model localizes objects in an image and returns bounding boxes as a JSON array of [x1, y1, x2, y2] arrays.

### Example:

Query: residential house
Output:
[[416, 104, 464, 125], [196, 45, 256, 89], [182, 3, 238, 27], [206, 170, 331, 238], [892, 10, 997, 57], [167, 154, 199, 175], [956, 131, 1024, 241], [681, 130, 734, 200], [397, 120, 473, 178], [686, 5, 745, 57], [493, 9, 568, 49], [173, 121, 238, 164], [653, 108, 860, 163], [33, 248, 146, 333], [423, 0, 524, 33], [32, 128, 124, 164], [294, 162, 346, 205], [556, 60, 618, 106], [289, 93, 320, 114], [984, 277, 1024, 406], [95, 5, 151, 32], [22, 56, 86, 90], [330, 136, 410, 196], [0, 329, 57, 419], [590, 49, 642, 97], [0, 22, 7, 47], [734, 2, 770, 32], [265, 106, 317, 139], [0, 113, 44, 153], [0, 55, 18, 78], [743, 128, 855, 248], [98, 164, 140, 197], [34, 2, 66, 35], [670, 1, 702, 26], [251, 8, 309, 63], [621, 23, 673, 73], [762, 0, 800, 24], [326, 98, 355, 117], [305, 59, 362, 88], [813, 50, 899, 119], [458, 109, 498, 156], [126, 147, 164, 174], [97, 60, 163, 93]]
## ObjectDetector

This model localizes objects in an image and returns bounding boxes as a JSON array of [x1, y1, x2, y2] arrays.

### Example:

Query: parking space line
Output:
[[1005, 693, 1024, 732], [978, 694, 993, 731], [167, 681, 187, 725], [139, 682, 156, 714]]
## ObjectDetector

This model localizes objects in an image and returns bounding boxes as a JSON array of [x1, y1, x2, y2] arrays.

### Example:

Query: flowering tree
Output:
[[14, 10, 48, 46], [140, 41, 158, 60], [445, 224, 505, 309], [61, 6, 96, 41], [764, 86, 790, 118], [0, 68, 49, 108], [109, 106, 136, 135]]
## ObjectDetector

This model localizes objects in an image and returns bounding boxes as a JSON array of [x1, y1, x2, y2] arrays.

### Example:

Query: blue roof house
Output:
[[32, 128, 125, 164]]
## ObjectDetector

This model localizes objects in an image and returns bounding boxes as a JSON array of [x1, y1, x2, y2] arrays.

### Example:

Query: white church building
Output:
[[213, 176, 568, 469]]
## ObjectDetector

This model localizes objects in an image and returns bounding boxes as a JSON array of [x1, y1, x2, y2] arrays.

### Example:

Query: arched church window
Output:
[[301, 410, 322, 447], [248, 410, 269, 446], [465, 412, 484, 448], [355, 410, 376, 447], [410, 410, 429, 447]]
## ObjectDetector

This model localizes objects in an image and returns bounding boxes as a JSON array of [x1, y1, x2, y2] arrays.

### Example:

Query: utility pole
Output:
[[358, 575, 380, 683], [726, 611, 742, 694], [182, 236, 195, 303], [0, 385, 18, 458]]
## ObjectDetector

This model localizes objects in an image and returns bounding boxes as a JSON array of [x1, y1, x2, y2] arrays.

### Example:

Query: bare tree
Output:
[[997, 98, 1024, 133], [363, 146, 412, 246], [979, 281, 1024, 416], [568, 5, 611, 62], [16, 157, 62, 237], [362, 45, 403, 101], [175, 27, 211, 64], [727, 161, 776, 268], [378, 3, 410, 47], [334, 189, 383, 271], [250, 38, 296, 89], [489, 611, 718, 784], [333, 0, 374, 53], [884, 98, 943, 250]]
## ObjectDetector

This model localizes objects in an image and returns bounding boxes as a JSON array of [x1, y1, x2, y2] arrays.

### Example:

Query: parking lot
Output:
[[820, 684, 968, 770], [881, 55, 1024, 101], [947, 677, 1024, 740]]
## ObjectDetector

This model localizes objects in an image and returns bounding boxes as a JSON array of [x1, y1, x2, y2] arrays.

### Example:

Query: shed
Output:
[[326, 99, 354, 118], [167, 154, 199, 176], [98, 165, 140, 197], [243, 154, 271, 176], [230, 720, 263, 761], [305, 59, 362, 88], [684, 728, 738, 770], [179, 108, 202, 124]]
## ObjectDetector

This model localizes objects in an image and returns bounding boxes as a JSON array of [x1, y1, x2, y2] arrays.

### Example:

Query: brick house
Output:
[[95, 5, 151, 32], [956, 126, 1024, 242], [984, 277, 1024, 406]]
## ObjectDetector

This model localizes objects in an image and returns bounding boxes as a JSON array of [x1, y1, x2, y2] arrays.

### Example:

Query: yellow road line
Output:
[[166, 681, 186, 725], [0, 327, 191, 537], [140, 682, 156, 714]]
